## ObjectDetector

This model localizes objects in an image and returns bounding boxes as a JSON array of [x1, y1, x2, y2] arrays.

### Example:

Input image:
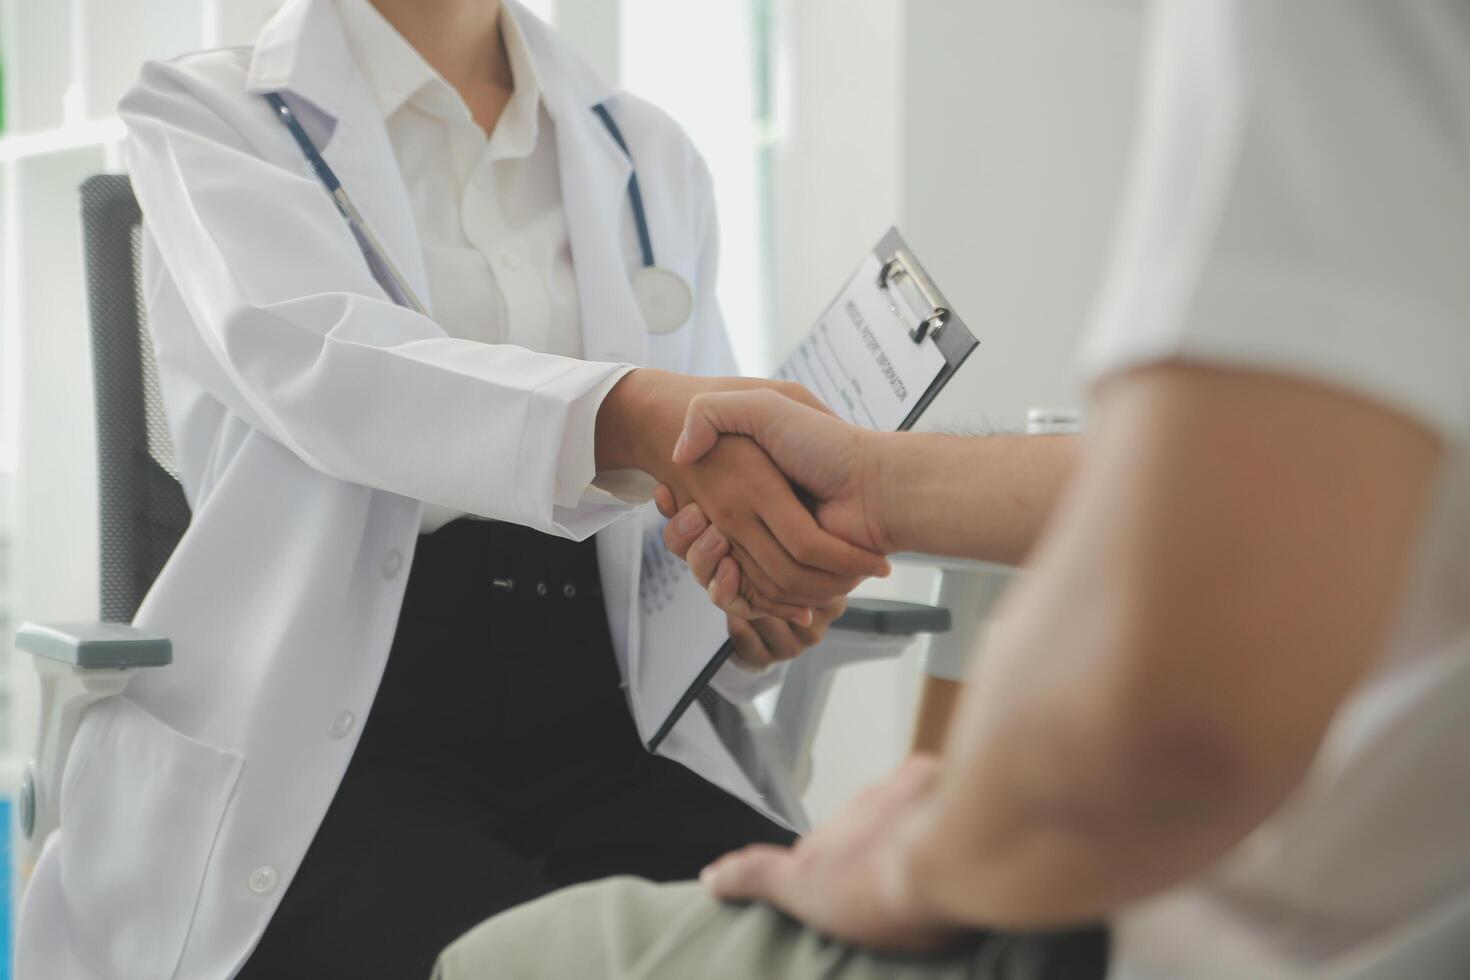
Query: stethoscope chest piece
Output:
[[632, 265, 694, 335]]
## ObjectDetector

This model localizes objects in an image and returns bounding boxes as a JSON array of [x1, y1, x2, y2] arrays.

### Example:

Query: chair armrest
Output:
[[16, 622, 172, 668], [753, 600, 949, 812], [833, 599, 952, 637], [908, 562, 1017, 681], [14, 621, 172, 877]]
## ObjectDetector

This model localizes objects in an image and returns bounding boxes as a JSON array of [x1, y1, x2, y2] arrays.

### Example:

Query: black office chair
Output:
[[13, 176, 178, 874], [13, 176, 950, 876], [83, 175, 193, 623]]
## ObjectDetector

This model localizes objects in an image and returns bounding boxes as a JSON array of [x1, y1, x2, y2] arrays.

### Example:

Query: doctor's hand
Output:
[[658, 500, 847, 668], [598, 370, 889, 622]]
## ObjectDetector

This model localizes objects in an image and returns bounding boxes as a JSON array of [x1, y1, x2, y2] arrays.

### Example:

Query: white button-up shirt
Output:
[[336, 0, 630, 532], [1086, 3, 1470, 977]]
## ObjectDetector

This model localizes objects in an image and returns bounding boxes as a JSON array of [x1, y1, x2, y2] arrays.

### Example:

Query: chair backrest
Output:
[[79, 174, 190, 623]]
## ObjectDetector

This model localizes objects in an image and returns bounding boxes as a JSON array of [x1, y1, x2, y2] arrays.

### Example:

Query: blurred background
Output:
[[0, 0, 1143, 956]]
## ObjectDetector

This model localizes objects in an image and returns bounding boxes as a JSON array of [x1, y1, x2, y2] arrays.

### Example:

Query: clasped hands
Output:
[[599, 370, 893, 669], [651, 386, 895, 662]]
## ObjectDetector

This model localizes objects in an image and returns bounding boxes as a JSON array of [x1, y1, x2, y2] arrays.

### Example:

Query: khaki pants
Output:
[[431, 878, 1106, 980]]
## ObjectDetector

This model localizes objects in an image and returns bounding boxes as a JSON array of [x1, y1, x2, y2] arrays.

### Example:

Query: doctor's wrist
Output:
[[595, 368, 688, 478], [595, 368, 656, 473]]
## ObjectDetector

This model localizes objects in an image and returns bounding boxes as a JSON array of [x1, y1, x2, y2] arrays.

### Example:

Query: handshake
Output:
[[596, 369, 900, 670]]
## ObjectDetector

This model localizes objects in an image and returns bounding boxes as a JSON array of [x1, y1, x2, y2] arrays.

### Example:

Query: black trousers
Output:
[[240, 520, 795, 980]]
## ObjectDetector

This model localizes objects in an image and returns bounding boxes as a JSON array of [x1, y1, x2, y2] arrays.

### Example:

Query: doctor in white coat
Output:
[[15, 2, 889, 978]]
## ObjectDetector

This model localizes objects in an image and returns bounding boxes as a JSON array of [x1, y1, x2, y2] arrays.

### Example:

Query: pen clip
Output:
[[879, 251, 949, 344]]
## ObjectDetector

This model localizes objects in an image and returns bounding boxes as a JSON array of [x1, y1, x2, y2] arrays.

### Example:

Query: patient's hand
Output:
[[701, 755, 965, 954], [661, 501, 847, 667], [599, 371, 888, 622]]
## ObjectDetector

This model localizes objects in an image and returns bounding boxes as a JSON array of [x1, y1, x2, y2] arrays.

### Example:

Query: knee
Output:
[[433, 877, 653, 980]]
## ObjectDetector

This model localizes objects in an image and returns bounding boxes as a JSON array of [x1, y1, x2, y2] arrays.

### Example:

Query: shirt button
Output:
[[382, 549, 403, 578], [499, 251, 521, 271], [248, 866, 279, 895], [329, 711, 356, 739]]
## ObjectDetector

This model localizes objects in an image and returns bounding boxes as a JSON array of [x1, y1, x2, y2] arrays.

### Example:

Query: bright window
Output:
[[619, 0, 774, 373]]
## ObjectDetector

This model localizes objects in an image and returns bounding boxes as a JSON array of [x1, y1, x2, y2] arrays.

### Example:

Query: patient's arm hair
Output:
[[874, 433, 1077, 563]]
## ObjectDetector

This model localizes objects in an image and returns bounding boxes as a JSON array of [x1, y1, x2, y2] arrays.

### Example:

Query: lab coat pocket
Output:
[[59, 697, 243, 980]]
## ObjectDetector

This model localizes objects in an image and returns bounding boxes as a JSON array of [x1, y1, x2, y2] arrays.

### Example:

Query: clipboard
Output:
[[646, 228, 979, 752], [870, 228, 980, 430]]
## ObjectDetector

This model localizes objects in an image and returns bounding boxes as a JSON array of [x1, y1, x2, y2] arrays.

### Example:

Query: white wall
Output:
[[553, 0, 619, 86], [766, 0, 904, 373], [791, 0, 1144, 821], [899, 0, 1143, 433]]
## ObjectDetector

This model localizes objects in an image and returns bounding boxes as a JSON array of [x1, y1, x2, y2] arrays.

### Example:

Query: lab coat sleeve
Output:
[[554, 367, 639, 509], [679, 152, 788, 701], [119, 59, 633, 539]]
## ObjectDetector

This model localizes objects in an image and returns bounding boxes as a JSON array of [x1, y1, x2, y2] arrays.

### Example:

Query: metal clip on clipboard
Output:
[[879, 249, 949, 344]]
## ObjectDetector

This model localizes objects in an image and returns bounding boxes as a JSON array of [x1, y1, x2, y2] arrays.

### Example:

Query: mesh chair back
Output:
[[79, 174, 190, 623]]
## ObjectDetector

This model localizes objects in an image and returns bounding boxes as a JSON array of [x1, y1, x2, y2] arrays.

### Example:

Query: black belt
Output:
[[352, 518, 631, 779]]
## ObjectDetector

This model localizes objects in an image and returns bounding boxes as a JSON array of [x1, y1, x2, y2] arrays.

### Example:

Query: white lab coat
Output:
[[16, 3, 781, 978]]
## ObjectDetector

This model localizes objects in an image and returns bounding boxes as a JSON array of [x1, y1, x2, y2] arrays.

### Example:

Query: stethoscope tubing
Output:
[[266, 92, 430, 315], [590, 103, 657, 270], [266, 90, 659, 286]]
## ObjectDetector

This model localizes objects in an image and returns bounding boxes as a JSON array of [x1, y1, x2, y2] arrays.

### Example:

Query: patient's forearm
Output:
[[894, 661, 1270, 931], [888, 556, 1273, 930], [873, 433, 1075, 564]]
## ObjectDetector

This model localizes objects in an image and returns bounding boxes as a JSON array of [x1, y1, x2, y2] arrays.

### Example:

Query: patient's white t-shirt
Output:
[[1078, 2, 1470, 977]]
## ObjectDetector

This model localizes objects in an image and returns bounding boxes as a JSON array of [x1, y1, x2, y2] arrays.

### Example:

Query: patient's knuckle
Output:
[[776, 380, 808, 402], [784, 532, 819, 567]]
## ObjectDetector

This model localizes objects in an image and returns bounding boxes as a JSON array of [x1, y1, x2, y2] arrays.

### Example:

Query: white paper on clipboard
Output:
[[772, 253, 946, 430], [630, 249, 955, 746]]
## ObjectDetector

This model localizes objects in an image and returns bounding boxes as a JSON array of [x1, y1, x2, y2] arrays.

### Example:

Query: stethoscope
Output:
[[264, 92, 695, 334]]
